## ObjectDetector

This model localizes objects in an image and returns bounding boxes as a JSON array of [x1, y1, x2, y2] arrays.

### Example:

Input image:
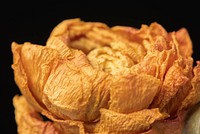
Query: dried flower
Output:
[[12, 18, 200, 134]]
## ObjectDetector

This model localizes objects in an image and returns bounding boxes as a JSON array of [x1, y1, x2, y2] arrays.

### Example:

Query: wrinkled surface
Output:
[[109, 73, 161, 114], [13, 95, 85, 134], [85, 108, 168, 133], [11, 18, 200, 133]]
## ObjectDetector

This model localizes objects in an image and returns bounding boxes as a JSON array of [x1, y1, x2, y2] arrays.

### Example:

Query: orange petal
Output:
[[13, 95, 85, 134], [85, 108, 168, 133], [180, 61, 200, 111], [11, 42, 47, 112], [175, 28, 193, 57], [142, 110, 186, 134], [43, 60, 111, 121], [109, 73, 161, 113]]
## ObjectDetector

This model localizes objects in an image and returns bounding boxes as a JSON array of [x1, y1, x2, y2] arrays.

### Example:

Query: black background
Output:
[[1, 1, 200, 133]]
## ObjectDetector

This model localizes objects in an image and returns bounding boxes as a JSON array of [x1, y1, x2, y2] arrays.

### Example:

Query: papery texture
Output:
[[12, 18, 200, 133]]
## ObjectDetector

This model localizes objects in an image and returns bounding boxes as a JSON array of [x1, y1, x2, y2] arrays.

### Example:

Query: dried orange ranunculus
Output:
[[12, 18, 200, 134]]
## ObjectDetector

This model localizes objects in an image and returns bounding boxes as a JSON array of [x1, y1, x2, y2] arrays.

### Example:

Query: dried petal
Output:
[[85, 108, 168, 133], [180, 61, 200, 111], [142, 111, 186, 134], [175, 28, 193, 57], [150, 33, 194, 115], [42, 57, 111, 121], [13, 95, 85, 134], [11, 42, 49, 112], [109, 73, 161, 113]]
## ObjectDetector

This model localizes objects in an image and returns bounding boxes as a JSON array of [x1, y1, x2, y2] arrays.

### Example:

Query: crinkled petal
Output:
[[109, 72, 161, 113], [175, 28, 193, 57], [85, 108, 168, 133], [11, 42, 48, 112], [43, 60, 111, 121], [142, 111, 186, 134], [180, 61, 200, 111], [13, 95, 85, 134]]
